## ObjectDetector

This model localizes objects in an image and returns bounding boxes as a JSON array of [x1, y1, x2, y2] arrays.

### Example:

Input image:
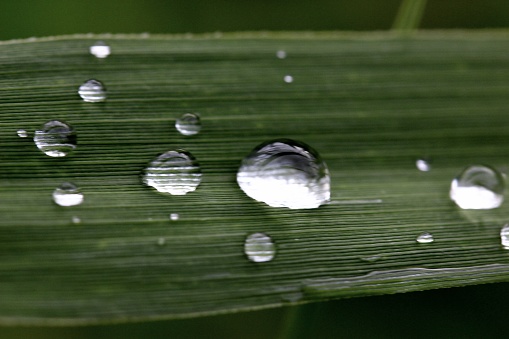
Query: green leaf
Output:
[[2, 31, 509, 325]]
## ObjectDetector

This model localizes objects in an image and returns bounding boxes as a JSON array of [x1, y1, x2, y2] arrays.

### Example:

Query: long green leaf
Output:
[[2, 31, 509, 325]]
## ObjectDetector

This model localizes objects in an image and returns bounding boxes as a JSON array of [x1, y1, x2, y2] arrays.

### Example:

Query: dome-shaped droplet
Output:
[[143, 150, 202, 195], [53, 182, 84, 207], [276, 50, 287, 59], [89, 41, 111, 58], [501, 224, 509, 249], [17, 129, 28, 138], [244, 233, 275, 263], [237, 139, 330, 209], [34, 120, 76, 157], [416, 232, 434, 244], [78, 79, 106, 102], [284, 75, 293, 83], [450, 165, 504, 209], [416, 158, 431, 172], [175, 113, 201, 136]]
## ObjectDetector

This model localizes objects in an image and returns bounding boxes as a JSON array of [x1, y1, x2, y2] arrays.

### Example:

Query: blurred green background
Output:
[[1, 1, 509, 338]]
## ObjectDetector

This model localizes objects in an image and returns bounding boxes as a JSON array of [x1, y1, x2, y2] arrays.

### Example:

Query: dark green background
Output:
[[0, 0, 509, 40], [1, 1, 508, 338]]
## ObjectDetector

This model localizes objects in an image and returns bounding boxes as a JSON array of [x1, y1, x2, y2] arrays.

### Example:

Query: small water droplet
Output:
[[237, 139, 330, 209], [71, 216, 81, 224], [143, 150, 202, 195], [450, 165, 504, 209], [34, 120, 76, 157], [78, 79, 107, 102], [416, 232, 434, 244], [89, 41, 110, 58], [175, 113, 201, 136], [501, 224, 509, 249], [157, 237, 166, 246], [284, 75, 293, 83], [244, 233, 275, 263], [276, 50, 287, 59], [17, 129, 28, 138], [416, 158, 431, 172], [53, 182, 84, 207], [170, 213, 179, 221]]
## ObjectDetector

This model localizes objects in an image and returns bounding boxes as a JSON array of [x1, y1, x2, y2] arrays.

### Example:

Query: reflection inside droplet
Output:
[[450, 164, 504, 209], [237, 139, 330, 209], [416, 232, 434, 244], [244, 233, 275, 263], [90, 41, 111, 58], [34, 120, 76, 157], [143, 150, 202, 195], [53, 182, 84, 207]]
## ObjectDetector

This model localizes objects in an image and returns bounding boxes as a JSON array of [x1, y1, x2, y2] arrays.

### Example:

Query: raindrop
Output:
[[416, 232, 434, 244], [71, 216, 81, 224], [170, 213, 179, 221], [17, 129, 28, 138], [276, 50, 287, 59], [237, 139, 330, 209], [89, 41, 111, 58], [501, 224, 509, 249], [143, 150, 202, 195], [284, 75, 293, 83], [175, 113, 201, 136], [53, 182, 84, 207], [450, 165, 504, 209], [244, 233, 275, 263], [78, 79, 106, 102], [416, 158, 431, 172], [34, 120, 76, 157]]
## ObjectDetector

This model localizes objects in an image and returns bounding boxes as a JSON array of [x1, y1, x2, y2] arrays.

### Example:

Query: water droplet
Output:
[[78, 79, 106, 102], [53, 182, 84, 207], [284, 75, 293, 83], [34, 120, 76, 157], [416, 158, 431, 172], [276, 50, 287, 59], [89, 41, 111, 58], [157, 237, 166, 246], [175, 113, 201, 136], [244, 233, 275, 263], [416, 232, 434, 244], [143, 150, 202, 195], [71, 216, 81, 224], [501, 224, 509, 249], [237, 139, 330, 209], [170, 213, 179, 221], [17, 129, 28, 138], [450, 165, 504, 209]]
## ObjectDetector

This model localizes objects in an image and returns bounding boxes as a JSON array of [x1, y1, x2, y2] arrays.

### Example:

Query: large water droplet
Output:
[[175, 113, 201, 136], [53, 182, 84, 207], [78, 79, 107, 102], [450, 165, 504, 209], [17, 129, 28, 138], [237, 139, 330, 209], [34, 120, 76, 157], [143, 150, 202, 195], [89, 41, 111, 58], [416, 232, 434, 244], [244, 233, 275, 263], [416, 158, 431, 172]]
